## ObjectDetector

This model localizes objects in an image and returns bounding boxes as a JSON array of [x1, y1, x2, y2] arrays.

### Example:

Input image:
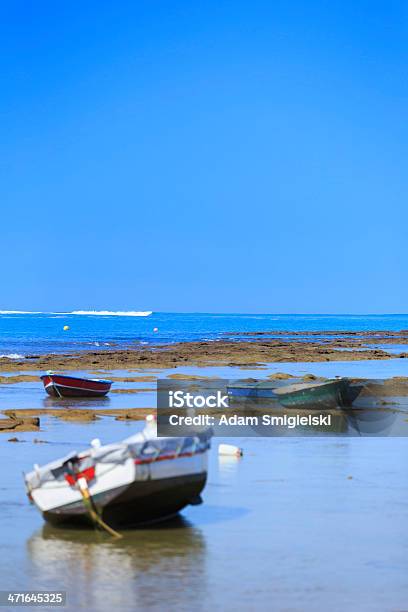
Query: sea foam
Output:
[[0, 310, 153, 317], [0, 310, 42, 314], [67, 310, 153, 317]]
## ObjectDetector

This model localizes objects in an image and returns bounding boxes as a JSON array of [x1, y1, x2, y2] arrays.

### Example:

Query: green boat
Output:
[[273, 379, 348, 409]]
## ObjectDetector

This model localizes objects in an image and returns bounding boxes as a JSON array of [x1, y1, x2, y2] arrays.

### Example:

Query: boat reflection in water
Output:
[[27, 518, 207, 610], [42, 395, 111, 409], [235, 402, 402, 436]]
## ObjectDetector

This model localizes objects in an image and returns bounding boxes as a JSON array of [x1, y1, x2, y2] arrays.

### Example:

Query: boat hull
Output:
[[276, 380, 348, 409], [228, 386, 278, 399], [228, 379, 355, 409], [25, 419, 211, 529], [41, 374, 112, 398], [42, 473, 207, 527]]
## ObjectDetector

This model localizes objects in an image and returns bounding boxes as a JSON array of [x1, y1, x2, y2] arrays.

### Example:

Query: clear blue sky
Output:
[[1, 1, 407, 313]]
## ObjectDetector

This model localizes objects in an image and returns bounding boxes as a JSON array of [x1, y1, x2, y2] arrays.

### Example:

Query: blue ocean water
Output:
[[0, 311, 408, 357]]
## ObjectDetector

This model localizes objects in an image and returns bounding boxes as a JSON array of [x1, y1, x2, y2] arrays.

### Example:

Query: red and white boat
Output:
[[24, 416, 211, 528], [40, 373, 112, 398]]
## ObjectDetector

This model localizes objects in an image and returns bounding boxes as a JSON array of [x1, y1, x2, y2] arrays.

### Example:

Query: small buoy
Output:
[[153, 327, 158, 332], [146, 414, 157, 426], [91, 438, 101, 449], [218, 443, 243, 457], [63, 325, 70, 331]]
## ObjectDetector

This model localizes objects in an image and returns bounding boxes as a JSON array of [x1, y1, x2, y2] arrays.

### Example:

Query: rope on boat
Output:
[[46, 371, 63, 398], [76, 477, 122, 539], [53, 383, 63, 398]]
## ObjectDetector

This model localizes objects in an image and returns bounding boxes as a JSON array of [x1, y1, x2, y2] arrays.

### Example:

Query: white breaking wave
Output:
[[0, 310, 153, 317], [0, 310, 42, 314], [0, 353, 25, 359], [67, 310, 153, 317]]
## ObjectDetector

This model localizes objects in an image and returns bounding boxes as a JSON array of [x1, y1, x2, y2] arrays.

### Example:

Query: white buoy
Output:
[[218, 443, 243, 457], [145, 414, 157, 432], [91, 438, 101, 448], [153, 327, 158, 332]]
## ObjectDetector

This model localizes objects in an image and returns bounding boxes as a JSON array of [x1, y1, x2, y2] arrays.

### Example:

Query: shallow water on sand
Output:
[[0, 362, 408, 611], [0, 421, 407, 611], [2, 357, 408, 411]]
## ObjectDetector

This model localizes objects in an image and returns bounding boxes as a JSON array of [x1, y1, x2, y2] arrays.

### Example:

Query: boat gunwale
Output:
[[40, 374, 112, 385], [273, 380, 343, 396]]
